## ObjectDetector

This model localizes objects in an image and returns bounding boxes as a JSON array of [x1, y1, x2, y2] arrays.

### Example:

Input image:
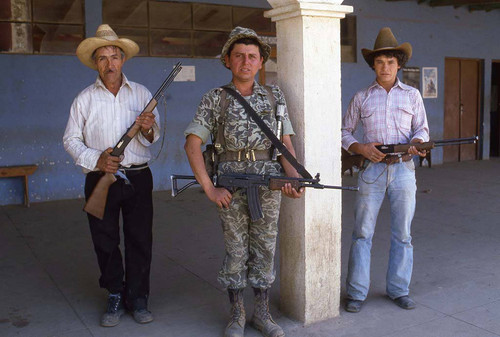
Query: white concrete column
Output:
[[265, 0, 352, 324]]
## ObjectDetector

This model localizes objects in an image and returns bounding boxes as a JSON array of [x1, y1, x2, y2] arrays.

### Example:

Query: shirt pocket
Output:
[[396, 105, 414, 132], [360, 107, 377, 137]]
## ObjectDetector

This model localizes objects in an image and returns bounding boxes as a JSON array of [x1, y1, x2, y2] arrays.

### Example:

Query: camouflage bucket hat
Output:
[[220, 26, 271, 67]]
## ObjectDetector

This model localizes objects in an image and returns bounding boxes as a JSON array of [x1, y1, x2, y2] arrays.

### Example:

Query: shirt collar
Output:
[[368, 77, 408, 92], [228, 80, 268, 96], [94, 73, 132, 92]]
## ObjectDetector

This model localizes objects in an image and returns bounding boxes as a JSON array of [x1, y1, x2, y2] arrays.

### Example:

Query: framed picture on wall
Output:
[[402, 67, 420, 91], [422, 67, 438, 98]]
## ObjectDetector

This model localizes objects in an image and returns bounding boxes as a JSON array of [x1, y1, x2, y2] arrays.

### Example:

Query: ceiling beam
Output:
[[429, 0, 500, 6], [469, 3, 500, 10]]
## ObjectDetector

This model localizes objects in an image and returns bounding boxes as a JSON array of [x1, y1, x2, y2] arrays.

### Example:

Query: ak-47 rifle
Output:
[[375, 136, 478, 153], [84, 62, 182, 220], [170, 173, 358, 222]]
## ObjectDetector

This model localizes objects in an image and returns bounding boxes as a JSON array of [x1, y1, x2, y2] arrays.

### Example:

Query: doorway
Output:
[[490, 61, 500, 157], [443, 58, 482, 162]]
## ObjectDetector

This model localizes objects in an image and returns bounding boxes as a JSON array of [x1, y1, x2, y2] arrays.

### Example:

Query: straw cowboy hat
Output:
[[361, 27, 412, 66], [220, 26, 271, 67], [76, 24, 139, 70]]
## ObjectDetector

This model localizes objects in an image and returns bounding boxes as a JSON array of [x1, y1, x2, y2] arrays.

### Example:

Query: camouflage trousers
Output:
[[217, 186, 281, 289]]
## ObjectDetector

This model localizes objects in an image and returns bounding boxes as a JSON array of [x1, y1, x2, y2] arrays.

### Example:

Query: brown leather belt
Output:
[[219, 149, 271, 162], [383, 154, 413, 165]]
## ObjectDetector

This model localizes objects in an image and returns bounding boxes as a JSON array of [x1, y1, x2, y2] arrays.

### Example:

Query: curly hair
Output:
[[366, 50, 408, 70]]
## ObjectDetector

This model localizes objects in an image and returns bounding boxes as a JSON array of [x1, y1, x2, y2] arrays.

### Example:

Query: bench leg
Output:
[[23, 175, 30, 207]]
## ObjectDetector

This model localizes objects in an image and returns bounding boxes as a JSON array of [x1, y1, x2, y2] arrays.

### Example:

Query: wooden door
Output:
[[444, 58, 480, 162]]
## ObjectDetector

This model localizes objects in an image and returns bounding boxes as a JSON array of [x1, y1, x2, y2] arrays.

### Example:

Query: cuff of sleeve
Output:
[[342, 139, 358, 152], [138, 124, 160, 146], [412, 133, 430, 142], [76, 148, 102, 171], [184, 123, 211, 144], [282, 120, 295, 136]]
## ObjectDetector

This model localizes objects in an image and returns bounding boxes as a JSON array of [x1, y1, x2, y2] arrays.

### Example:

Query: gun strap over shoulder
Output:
[[214, 86, 275, 150], [222, 86, 313, 180]]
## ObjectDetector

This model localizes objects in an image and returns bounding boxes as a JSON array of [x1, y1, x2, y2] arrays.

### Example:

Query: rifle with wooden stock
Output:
[[342, 136, 479, 172], [375, 136, 478, 154], [84, 62, 182, 219], [171, 173, 358, 222]]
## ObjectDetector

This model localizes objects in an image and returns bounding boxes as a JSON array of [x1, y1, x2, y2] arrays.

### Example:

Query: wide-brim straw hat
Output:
[[361, 27, 412, 65], [76, 24, 139, 70], [220, 26, 271, 67]]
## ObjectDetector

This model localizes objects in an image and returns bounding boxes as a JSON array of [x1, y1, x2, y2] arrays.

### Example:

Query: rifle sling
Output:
[[222, 86, 313, 180]]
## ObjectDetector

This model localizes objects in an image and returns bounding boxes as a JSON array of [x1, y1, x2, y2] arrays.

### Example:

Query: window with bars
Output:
[[341, 15, 356, 63], [102, 0, 276, 58], [0, 0, 85, 54], [103, 1, 356, 62]]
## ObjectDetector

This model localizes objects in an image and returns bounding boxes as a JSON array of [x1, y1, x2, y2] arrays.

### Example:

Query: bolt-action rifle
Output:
[[341, 136, 478, 173], [84, 62, 182, 220], [170, 173, 358, 222], [375, 136, 478, 154]]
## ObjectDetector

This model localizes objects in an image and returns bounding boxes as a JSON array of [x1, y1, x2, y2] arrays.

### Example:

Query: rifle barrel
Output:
[[434, 136, 478, 145], [153, 62, 182, 100]]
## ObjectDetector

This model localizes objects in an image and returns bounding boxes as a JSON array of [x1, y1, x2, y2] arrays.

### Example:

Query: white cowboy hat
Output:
[[76, 24, 139, 70]]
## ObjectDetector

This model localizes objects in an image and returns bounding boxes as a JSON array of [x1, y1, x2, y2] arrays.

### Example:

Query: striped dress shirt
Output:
[[342, 78, 429, 152], [63, 74, 160, 173]]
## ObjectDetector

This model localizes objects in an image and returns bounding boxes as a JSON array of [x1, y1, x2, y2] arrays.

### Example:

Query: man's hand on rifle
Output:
[[206, 185, 232, 209], [96, 148, 122, 174], [136, 111, 156, 141], [281, 182, 304, 199], [408, 138, 427, 157], [351, 142, 385, 163]]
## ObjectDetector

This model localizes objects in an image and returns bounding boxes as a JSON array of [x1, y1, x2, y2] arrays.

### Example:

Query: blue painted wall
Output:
[[0, 0, 498, 205], [342, 0, 500, 163]]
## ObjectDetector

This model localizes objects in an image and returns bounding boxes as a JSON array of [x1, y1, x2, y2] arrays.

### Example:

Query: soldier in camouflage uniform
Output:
[[184, 27, 304, 337]]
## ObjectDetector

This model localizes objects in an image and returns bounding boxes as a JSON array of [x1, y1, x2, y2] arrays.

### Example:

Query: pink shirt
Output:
[[342, 78, 429, 151]]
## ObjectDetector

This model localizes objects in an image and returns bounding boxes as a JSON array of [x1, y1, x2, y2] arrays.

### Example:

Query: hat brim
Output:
[[220, 33, 271, 67], [76, 37, 139, 70], [361, 42, 412, 66]]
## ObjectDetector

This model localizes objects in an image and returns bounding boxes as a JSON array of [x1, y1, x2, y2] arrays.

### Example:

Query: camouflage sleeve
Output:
[[183, 89, 221, 144], [271, 86, 295, 136]]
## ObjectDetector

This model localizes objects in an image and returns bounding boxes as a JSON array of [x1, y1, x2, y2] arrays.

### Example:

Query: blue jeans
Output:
[[346, 160, 416, 301]]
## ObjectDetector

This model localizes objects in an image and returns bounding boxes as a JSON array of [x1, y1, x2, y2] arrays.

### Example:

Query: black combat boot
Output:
[[251, 288, 284, 337], [224, 288, 246, 337]]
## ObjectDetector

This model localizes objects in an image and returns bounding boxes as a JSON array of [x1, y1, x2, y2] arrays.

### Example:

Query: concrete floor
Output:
[[2, 158, 500, 337]]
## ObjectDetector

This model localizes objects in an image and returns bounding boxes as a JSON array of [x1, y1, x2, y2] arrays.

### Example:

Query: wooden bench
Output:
[[0, 165, 38, 207]]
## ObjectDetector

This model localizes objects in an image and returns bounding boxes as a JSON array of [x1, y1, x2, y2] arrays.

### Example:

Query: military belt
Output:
[[219, 149, 271, 162]]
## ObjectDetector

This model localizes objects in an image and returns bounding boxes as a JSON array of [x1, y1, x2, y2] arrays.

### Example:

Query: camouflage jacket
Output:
[[184, 81, 295, 175]]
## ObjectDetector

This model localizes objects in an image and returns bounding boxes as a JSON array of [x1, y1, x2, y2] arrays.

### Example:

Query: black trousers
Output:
[[85, 167, 153, 310]]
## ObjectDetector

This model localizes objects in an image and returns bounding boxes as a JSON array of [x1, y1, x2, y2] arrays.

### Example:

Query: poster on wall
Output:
[[422, 67, 438, 98], [402, 67, 420, 91]]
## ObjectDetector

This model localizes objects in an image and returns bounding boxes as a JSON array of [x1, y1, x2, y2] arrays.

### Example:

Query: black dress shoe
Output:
[[101, 293, 124, 327], [393, 295, 416, 310], [345, 299, 364, 313]]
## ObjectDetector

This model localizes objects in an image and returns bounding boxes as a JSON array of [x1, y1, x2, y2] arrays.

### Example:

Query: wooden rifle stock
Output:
[[83, 173, 117, 219], [84, 62, 182, 219]]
